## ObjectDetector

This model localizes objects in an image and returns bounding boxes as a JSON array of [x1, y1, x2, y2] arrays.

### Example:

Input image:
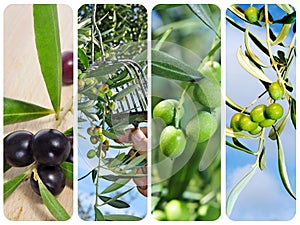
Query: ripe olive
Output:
[[265, 103, 284, 120], [186, 111, 217, 143], [199, 61, 221, 82], [30, 165, 66, 196], [238, 115, 258, 132], [159, 126, 186, 158], [62, 51, 73, 85], [193, 78, 221, 108], [4, 130, 34, 167], [66, 136, 73, 163], [268, 82, 284, 100], [90, 136, 99, 144], [153, 99, 184, 125], [244, 6, 259, 23], [230, 113, 243, 132], [250, 104, 267, 123], [165, 199, 191, 221], [31, 129, 71, 166]]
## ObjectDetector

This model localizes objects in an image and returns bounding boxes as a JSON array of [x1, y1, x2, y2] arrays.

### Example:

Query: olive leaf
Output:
[[236, 46, 272, 83], [152, 49, 204, 82], [275, 131, 296, 200], [226, 140, 255, 155], [99, 196, 129, 208], [78, 48, 89, 69], [4, 97, 54, 125], [4, 172, 29, 200], [244, 27, 269, 68], [276, 4, 294, 14], [226, 165, 258, 217], [271, 24, 291, 46], [94, 206, 105, 221], [123, 154, 147, 170], [226, 96, 250, 114], [104, 214, 142, 221], [33, 4, 62, 118], [111, 84, 139, 101], [88, 62, 124, 78], [273, 11, 295, 24], [290, 97, 296, 129], [100, 178, 130, 194], [38, 179, 70, 220], [226, 127, 257, 139], [188, 4, 220, 38], [60, 161, 73, 181]]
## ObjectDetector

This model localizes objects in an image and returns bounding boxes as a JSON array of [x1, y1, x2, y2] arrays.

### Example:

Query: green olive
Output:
[[165, 200, 191, 221], [193, 78, 221, 108], [250, 104, 267, 123], [265, 103, 284, 120], [244, 6, 259, 23], [238, 115, 258, 132], [249, 125, 262, 135], [152, 210, 167, 221], [153, 99, 184, 125], [259, 118, 276, 127], [230, 113, 243, 132], [186, 111, 218, 142], [268, 82, 284, 100], [199, 61, 221, 82], [159, 126, 186, 158]]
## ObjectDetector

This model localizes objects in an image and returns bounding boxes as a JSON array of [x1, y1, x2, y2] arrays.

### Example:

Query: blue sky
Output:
[[226, 4, 296, 221]]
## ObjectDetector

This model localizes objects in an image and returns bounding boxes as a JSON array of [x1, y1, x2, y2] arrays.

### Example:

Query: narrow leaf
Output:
[[259, 145, 267, 170], [226, 127, 257, 139], [273, 11, 296, 24], [102, 129, 119, 140], [290, 97, 296, 129], [111, 84, 139, 101], [94, 206, 105, 221], [236, 46, 272, 83], [227, 166, 257, 216], [98, 196, 130, 208], [188, 4, 220, 38], [88, 62, 123, 78], [78, 48, 89, 69], [275, 131, 296, 200], [271, 24, 291, 46], [60, 161, 73, 181], [152, 50, 205, 81], [38, 179, 70, 220], [276, 4, 294, 14], [4, 97, 54, 125], [226, 96, 250, 114], [104, 214, 142, 221], [123, 154, 147, 170], [4, 173, 28, 200], [244, 27, 269, 68], [33, 4, 62, 117], [100, 178, 130, 194], [226, 141, 255, 155], [268, 112, 289, 140]]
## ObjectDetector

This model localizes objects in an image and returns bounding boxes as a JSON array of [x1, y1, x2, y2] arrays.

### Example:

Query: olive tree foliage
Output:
[[226, 4, 296, 217], [77, 4, 148, 221]]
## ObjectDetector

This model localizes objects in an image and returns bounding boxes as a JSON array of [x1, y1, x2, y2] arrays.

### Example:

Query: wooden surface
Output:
[[3, 5, 73, 220]]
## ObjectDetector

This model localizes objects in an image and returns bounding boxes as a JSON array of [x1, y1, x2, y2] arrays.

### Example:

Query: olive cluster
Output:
[[231, 81, 285, 135], [153, 98, 217, 159], [4, 129, 72, 196], [86, 126, 110, 159]]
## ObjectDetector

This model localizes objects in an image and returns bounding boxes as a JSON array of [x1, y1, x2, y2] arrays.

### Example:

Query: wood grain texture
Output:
[[3, 4, 73, 220]]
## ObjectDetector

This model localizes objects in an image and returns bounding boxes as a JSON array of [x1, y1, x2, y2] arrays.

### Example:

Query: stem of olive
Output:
[[53, 97, 73, 129], [243, 90, 268, 112], [175, 84, 192, 128]]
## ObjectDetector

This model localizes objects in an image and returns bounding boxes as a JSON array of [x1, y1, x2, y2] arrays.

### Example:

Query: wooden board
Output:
[[3, 4, 73, 220]]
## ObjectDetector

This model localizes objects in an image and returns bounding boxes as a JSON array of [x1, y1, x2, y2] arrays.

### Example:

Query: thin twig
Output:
[[92, 4, 105, 62]]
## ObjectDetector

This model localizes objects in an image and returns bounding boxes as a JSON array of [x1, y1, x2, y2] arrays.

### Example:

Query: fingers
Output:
[[114, 127, 147, 143], [131, 129, 148, 156]]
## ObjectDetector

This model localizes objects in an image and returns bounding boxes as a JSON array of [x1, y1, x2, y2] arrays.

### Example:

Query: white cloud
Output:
[[227, 164, 295, 221]]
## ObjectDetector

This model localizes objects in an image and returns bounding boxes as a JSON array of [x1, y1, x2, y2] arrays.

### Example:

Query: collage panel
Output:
[[77, 4, 148, 221], [3, 4, 73, 221], [226, 4, 296, 220], [151, 4, 221, 221]]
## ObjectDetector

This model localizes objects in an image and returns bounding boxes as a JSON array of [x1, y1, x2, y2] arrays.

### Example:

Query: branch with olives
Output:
[[3, 5, 73, 221], [226, 4, 296, 217]]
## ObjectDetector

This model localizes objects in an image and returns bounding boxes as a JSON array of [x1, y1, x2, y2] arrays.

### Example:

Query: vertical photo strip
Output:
[[226, 4, 296, 220], [77, 4, 148, 221], [151, 4, 221, 221], [3, 4, 73, 221]]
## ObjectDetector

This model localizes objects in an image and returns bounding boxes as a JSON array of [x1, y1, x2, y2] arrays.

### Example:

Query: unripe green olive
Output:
[[265, 103, 284, 120], [199, 61, 221, 82], [259, 118, 276, 127], [159, 126, 186, 158], [250, 104, 267, 123], [193, 78, 221, 108], [87, 149, 96, 159], [249, 125, 262, 135], [165, 199, 191, 221], [230, 113, 243, 132], [268, 82, 284, 100], [244, 6, 259, 23], [238, 115, 258, 132], [153, 99, 184, 125], [186, 111, 218, 142]]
